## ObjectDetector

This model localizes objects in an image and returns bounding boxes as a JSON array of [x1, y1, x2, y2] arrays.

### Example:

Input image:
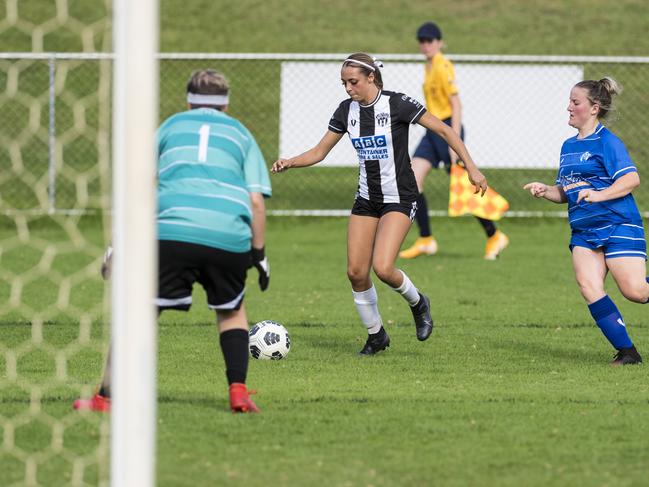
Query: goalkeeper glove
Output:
[[251, 247, 270, 291]]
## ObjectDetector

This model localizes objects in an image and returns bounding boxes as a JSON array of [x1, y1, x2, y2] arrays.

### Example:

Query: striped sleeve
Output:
[[328, 101, 349, 134], [394, 93, 426, 124], [243, 131, 272, 197]]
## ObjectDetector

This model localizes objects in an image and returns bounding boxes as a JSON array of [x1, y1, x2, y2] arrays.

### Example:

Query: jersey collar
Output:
[[575, 123, 604, 141], [359, 90, 382, 108]]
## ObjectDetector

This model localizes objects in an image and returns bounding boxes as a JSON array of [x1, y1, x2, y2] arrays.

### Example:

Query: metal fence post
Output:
[[48, 55, 56, 214]]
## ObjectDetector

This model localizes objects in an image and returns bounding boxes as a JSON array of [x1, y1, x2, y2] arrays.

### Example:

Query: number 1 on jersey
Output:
[[198, 124, 210, 162]]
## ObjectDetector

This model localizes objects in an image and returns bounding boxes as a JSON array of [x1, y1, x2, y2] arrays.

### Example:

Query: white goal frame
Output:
[[111, 1, 158, 486]]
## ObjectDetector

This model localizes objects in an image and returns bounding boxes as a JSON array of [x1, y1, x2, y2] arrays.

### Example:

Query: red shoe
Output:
[[229, 383, 260, 413], [73, 393, 111, 412]]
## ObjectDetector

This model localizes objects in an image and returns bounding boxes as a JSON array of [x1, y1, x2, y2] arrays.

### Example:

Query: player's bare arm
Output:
[[576, 171, 640, 203], [448, 93, 462, 165], [250, 192, 266, 250], [417, 111, 487, 195], [272, 131, 343, 173]]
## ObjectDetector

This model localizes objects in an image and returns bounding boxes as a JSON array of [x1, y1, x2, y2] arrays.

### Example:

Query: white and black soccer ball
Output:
[[249, 320, 291, 360]]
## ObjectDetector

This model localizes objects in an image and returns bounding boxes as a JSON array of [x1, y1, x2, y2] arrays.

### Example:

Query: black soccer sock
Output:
[[476, 216, 496, 238], [219, 328, 249, 385], [98, 346, 112, 398], [415, 193, 431, 237]]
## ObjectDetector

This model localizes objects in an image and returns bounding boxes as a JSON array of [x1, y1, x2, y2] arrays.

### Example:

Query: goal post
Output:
[[111, 1, 158, 486]]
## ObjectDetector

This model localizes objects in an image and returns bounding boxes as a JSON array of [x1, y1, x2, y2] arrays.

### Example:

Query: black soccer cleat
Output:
[[411, 292, 433, 341], [358, 327, 390, 356], [610, 346, 643, 366]]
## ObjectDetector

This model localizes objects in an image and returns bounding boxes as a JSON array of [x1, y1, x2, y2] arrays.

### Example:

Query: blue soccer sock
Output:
[[588, 295, 633, 350]]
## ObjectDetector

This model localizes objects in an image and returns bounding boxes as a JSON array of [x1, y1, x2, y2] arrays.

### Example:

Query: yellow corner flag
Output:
[[448, 164, 509, 221]]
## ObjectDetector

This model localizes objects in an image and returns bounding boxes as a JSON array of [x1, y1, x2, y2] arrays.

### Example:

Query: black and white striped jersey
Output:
[[328, 90, 426, 204]]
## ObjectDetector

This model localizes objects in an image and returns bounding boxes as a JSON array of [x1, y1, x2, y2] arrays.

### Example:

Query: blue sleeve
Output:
[[603, 134, 636, 180], [243, 133, 272, 197]]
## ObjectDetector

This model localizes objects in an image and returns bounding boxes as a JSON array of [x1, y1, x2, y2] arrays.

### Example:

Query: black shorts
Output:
[[157, 240, 250, 312], [351, 196, 417, 221], [413, 117, 464, 173]]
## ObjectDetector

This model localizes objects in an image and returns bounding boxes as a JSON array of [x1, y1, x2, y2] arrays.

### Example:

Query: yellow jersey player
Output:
[[399, 22, 509, 260]]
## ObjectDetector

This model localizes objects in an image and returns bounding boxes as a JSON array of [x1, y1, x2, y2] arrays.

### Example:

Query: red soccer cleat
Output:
[[229, 383, 260, 413], [73, 393, 111, 413]]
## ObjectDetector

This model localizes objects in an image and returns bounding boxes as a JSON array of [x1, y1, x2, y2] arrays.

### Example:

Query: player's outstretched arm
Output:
[[523, 182, 567, 203], [272, 131, 343, 173], [417, 112, 487, 195]]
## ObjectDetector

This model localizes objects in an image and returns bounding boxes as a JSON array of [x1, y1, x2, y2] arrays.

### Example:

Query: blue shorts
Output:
[[569, 223, 647, 260], [412, 117, 464, 172]]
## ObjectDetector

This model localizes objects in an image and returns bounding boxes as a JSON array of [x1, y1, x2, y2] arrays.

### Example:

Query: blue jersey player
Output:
[[525, 77, 647, 365], [75, 69, 272, 413]]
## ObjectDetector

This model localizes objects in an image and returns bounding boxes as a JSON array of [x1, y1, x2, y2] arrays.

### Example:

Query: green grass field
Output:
[[2, 216, 649, 486]]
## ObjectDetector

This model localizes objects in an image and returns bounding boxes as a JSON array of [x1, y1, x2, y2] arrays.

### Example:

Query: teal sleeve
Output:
[[157, 115, 176, 156], [244, 136, 272, 197]]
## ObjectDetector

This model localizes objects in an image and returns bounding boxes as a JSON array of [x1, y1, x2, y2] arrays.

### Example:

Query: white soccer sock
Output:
[[392, 270, 421, 306], [352, 284, 383, 335]]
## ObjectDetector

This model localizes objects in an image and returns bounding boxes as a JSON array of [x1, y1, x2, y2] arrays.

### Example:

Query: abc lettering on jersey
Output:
[[156, 108, 271, 253], [328, 90, 426, 204], [556, 123, 641, 231]]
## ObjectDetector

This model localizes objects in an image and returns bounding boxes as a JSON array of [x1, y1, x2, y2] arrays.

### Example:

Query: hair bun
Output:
[[599, 77, 622, 97]]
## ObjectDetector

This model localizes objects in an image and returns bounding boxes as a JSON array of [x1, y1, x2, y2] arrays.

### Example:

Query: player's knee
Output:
[[575, 278, 604, 302], [216, 307, 247, 329], [347, 266, 368, 287], [619, 282, 649, 303], [372, 262, 394, 284]]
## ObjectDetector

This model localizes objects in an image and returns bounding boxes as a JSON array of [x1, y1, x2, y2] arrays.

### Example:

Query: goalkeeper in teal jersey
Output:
[[75, 69, 271, 413]]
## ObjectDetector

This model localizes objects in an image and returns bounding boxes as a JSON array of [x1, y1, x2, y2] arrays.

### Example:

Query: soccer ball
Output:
[[249, 320, 291, 360]]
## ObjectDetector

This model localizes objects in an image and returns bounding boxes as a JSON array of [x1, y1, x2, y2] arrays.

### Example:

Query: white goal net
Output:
[[0, 0, 113, 483]]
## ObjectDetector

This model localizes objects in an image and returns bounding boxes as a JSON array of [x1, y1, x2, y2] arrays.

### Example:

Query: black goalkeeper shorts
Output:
[[157, 240, 250, 312]]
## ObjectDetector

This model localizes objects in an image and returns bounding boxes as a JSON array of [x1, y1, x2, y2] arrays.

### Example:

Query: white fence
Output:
[[280, 62, 583, 169], [1, 53, 649, 214]]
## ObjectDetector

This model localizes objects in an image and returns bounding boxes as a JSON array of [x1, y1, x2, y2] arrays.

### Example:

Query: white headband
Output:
[[343, 57, 384, 71], [187, 92, 229, 105]]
